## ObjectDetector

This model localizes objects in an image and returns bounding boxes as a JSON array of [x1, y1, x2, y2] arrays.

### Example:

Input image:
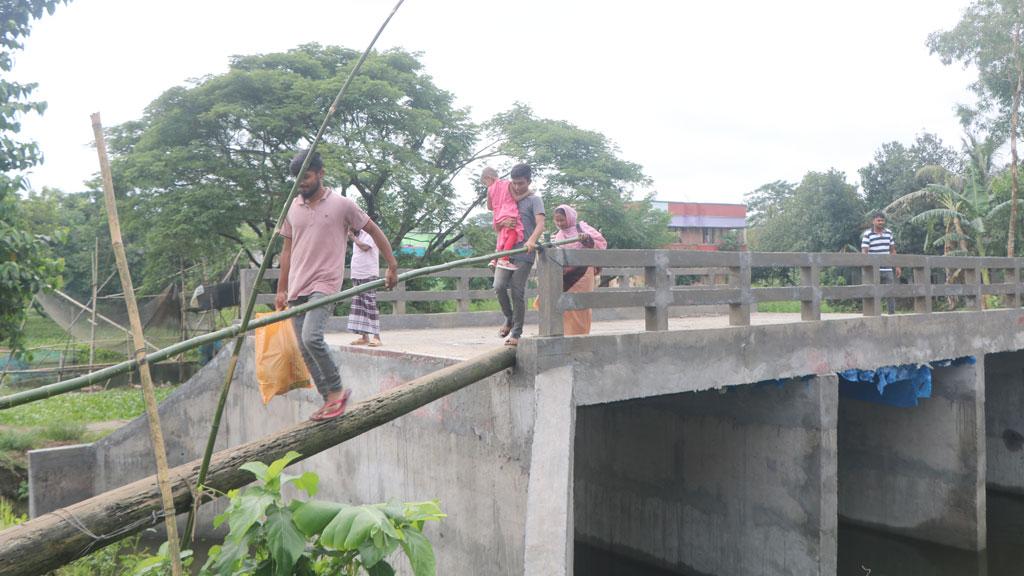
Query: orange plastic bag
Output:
[[254, 312, 313, 404]]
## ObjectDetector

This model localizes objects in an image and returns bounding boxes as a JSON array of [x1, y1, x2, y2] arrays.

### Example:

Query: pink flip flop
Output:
[[310, 389, 351, 421]]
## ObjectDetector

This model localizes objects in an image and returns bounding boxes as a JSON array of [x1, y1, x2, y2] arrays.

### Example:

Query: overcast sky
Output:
[[12, 0, 979, 204]]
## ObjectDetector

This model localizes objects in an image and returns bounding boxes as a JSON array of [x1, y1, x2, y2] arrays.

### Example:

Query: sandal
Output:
[[367, 340, 382, 347], [504, 337, 519, 347], [310, 389, 351, 421], [498, 324, 512, 338], [349, 338, 368, 346]]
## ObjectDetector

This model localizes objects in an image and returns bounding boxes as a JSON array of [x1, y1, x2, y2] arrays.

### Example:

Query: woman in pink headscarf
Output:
[[553, 204, 607, 335]]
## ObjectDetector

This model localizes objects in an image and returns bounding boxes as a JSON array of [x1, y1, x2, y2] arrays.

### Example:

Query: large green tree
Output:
[[929, 0, 1024, 255], [748, 169, 865, 254], [481, 104, 670, 251], [108, 49, 668, 289], [108, 44, 485, 290], [1, 0, 67, 350]]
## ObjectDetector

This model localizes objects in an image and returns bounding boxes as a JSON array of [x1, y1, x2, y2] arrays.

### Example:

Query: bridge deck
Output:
[[323, 312, 861, 359]]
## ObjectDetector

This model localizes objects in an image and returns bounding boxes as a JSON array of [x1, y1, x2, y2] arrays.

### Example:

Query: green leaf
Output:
[[366, 560, 396, 576], [226, 492, 275, 543], [292, 500, 345, 537], [265, 508, 307, 576], [211, 532, 251, 576], [289, 471, 319, 497], [399, 528, 436, 576], [239, 461, 270, 481], [266, 451, 302, 482], [360, 534, 401, 569], [320, 505, 359, 549], [344, 507, 391, 550]]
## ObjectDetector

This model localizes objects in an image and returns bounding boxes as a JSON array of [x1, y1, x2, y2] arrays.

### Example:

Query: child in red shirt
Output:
[[482, 166, 523, 270]]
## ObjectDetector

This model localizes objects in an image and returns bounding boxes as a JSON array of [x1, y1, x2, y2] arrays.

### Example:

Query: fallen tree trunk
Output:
[[0, 346, 517, 576]]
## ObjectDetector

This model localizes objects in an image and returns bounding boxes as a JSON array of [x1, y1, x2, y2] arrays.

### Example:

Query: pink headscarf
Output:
[[553, 204, 607, 250]]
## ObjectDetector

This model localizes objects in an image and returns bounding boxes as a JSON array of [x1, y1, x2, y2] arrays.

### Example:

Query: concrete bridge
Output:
[[27, 249, 1024, 575]]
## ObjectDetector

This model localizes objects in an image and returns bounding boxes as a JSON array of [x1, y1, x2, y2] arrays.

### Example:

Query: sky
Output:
[[12, 0, 980, 205]]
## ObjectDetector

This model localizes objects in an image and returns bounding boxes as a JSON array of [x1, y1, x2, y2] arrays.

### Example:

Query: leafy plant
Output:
[[55, 534, 161, 576], [196, 451, 444, 576], [0, 496, 26, 530]]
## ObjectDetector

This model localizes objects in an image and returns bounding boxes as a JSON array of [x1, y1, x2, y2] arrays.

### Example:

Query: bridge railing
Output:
[[239, 266, 727, 319], [535, 249, 1023, 336]]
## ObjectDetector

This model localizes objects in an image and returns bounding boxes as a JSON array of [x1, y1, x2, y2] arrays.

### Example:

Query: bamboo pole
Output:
[[91, 113, 184, 575], [89, 237, 98, 369], [186, 0, 407, 540], [0, 346, 516, 576]]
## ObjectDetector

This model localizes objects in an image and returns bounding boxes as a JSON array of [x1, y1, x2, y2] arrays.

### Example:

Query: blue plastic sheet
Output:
[[837, 356, 975, 408]]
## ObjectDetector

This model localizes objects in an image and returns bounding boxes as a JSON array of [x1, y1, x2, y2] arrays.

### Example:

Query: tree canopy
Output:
[[1, 0, 67, 350], [103, 45, 666, 290]]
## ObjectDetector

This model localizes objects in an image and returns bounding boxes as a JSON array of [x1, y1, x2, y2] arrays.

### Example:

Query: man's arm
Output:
[[361, 220, 399, 289], [524, 212, 545, 253], [891, 238, 902, 277], [274, 236, 292, 310]]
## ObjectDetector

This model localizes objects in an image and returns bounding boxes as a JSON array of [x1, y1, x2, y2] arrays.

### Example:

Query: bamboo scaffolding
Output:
[[91, 113, 183, 575], [0, 346, 516, 576]]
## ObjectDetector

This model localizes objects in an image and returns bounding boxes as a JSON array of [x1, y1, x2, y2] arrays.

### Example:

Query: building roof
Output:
[[653, 201, 747, 229]]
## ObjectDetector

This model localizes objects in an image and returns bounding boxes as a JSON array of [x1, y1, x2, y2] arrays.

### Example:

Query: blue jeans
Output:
[[289, 292, 342, 399]]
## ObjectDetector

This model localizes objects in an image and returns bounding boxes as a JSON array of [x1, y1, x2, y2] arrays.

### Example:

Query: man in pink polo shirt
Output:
[[275, 149, 398, 421]]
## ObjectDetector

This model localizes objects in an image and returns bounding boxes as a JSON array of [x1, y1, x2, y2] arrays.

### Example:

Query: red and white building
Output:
[[652, 201, 747, 251]]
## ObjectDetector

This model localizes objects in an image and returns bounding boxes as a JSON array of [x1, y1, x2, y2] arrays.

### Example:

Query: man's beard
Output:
[[299, 178, 320, 199]]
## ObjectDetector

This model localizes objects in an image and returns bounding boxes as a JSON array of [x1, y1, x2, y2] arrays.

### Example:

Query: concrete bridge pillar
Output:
[[572, 375, 838, 576], [838, 359, 986, 550], [984, 351, 1024, 494], [524, 365, 577, 576]]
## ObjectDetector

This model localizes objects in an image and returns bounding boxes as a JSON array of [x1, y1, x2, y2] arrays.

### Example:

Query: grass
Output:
[[0, 387, 176, 428], [756, 301, 850, 313]]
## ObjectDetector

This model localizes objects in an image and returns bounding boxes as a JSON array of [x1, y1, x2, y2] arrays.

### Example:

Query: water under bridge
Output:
[[26, 249, 1024, 575]]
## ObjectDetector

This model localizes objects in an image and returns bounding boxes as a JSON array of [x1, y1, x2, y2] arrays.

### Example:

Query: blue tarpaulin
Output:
[[837, 356, 975, 408]]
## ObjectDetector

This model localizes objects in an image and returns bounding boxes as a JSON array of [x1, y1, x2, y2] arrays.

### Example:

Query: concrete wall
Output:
[[31, 342, 536, 575], [838, 360, 986, 551], [573, 376, 838, 576], [985, 351, 1024, 494]]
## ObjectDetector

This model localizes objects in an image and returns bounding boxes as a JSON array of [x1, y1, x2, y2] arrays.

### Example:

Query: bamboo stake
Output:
[[91, 113, 184, 575], [0, 346, 516, 576], [186, 0, 407, 540], [89, 237, 98, 369]]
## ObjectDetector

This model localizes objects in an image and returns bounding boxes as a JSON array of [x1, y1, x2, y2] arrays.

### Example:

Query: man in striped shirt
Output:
[[861, 211, 901, 314]]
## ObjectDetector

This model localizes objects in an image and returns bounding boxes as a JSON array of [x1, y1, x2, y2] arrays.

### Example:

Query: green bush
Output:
[[0, 430, 39, 452], [39, 420, 87, 442]]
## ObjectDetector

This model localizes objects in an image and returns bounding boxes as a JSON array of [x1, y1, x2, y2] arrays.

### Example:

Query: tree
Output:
[[108, 45, 486, 290], [928, 0, 1024, 255], [482, 104, 671, 250], [744, 180, 795, 228], [748, 169, 865, 254], [858, 133, 965, 254], [1, 0, 67, 350]]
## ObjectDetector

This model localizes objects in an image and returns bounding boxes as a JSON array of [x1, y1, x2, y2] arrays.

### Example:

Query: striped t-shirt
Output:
[[861, 228, 895, 272]]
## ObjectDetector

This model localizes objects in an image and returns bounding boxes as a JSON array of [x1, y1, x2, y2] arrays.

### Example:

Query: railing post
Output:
[[537, 247, 564, 337], [645, 251, 670, 331], [965, 266, 982, 311], [238, 268, 256, 317], [457, 271, 471, 313], [393, 279, 406, 315], [862, 263, 880, 316], [913, 260, 932, 314], [800, 261, 820, 321], [729, 252, 751, 326], [1014, 261, 1022, 309]]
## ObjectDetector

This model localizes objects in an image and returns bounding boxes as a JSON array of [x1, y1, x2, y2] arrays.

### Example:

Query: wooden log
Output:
[[0, 346, 516, 576]]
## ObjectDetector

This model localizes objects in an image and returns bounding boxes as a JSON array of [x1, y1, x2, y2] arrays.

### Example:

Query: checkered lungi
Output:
[[347, 277, 380, 336]]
